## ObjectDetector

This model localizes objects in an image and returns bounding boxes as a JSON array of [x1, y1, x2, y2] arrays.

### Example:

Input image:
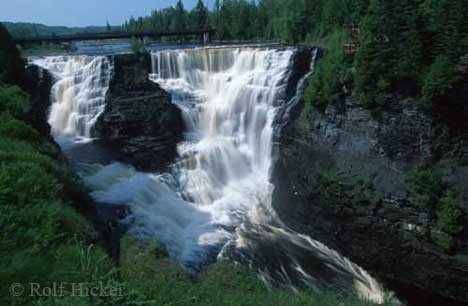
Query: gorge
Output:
[[3, 1, 468, 305], [32, 46, 389, 304], [25, 43, 468, 306]]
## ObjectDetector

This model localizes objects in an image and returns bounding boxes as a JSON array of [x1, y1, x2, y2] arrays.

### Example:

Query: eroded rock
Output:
[[95, 53, 184, 172]]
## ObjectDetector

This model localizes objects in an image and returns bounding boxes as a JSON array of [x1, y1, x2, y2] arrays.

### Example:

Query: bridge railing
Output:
[[13, 29, 216, 44]]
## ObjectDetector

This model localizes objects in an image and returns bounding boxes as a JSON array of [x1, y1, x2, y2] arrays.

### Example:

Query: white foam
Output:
[[33, 55, 111, 141]]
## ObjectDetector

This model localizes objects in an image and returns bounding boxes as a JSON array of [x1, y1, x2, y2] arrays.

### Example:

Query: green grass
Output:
[[0, 84, 98, 306], [0, 84, 30, 118], [119, 236, 384, 306]]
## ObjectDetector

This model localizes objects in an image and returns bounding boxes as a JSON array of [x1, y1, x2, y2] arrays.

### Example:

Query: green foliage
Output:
[[437, 191, 463, 235], [0, 113, 41, 144], [406, 167, 464, 252], [405, 166, 443, 209], [120, 0, 467, 108], [2, 241, 149, 306], [432, 230, 455, 253], [149, 239, 169, 259], [316, 169, 381, 208], [316, 170, 346, 200], [0, 138, 58, 173], [120, 236, 380, 306], [422, 55, 458, 100], [0, 85, 30, 118], [0, 201, 89, 254], [0, 50, 99, 304], [194, 0, 209, 29], [0, 161, 61, 205], [3, 21, 114, 39], [0, 23, 26, 86], [129, 37, 146, 54], [122, 0, 468, 106], [304, 30, 346, 108]]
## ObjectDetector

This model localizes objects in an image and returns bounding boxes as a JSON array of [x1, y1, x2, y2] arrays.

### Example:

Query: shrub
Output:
[[432, 230, 455, 253], [0, 113, 41, 144], [0, 201, 66, 254], [422, 55, 458, 101], [119, 236, 382, 306], [0, 161, 61, 206], [0, 85, 30, 118], [405, 166, 443, 209], [0, 138, 66, 180], [437, 191, 463, 235], [0, 23, 26, 86], [130, 37, 146, 54], [304, 30, 346, 109]]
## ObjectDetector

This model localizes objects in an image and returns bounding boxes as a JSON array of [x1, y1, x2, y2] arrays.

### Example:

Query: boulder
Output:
[[95, 52, 184, 172]]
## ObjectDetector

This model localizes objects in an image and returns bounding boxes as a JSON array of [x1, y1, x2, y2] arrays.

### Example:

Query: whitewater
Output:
[[34, 47, 388, 303]]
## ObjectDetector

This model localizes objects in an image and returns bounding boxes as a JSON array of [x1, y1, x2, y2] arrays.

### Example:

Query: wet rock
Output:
[[95, 52, 184, 172], [272, 92, 468, 304], [24, 65, 53, 138]]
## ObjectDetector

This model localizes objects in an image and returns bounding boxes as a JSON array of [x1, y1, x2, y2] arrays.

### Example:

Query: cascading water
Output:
[[142, 48, 291, 264], [33, 55, 111, 142], [35, 47, 390, 304], [145, 47, 386, 303]]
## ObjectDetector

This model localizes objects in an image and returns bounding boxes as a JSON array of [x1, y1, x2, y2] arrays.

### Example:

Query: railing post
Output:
[[203, 32, 210, 44]]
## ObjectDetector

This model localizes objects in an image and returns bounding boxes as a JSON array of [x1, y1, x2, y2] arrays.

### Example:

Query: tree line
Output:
[[124, 0, 468, 106]]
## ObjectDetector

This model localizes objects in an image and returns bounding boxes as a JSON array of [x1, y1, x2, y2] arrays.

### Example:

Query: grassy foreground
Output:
[[22, 236, 383, 306], [0, 21, 385, 306]]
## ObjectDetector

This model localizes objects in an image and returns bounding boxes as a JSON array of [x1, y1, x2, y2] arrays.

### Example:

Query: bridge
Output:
[[13, 29, 216, 45]]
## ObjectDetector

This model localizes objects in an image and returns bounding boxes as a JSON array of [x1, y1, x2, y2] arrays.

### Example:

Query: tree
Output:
[[283, 0, 307, 43], [422, 55, 458, 100], [173, 0, 187, 32], [0, 23, 26, 88], [194, 0, 209, 29]]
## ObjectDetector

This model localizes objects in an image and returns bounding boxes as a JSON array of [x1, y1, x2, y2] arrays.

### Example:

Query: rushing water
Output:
[[34, 47, 389, 303], [33, 55, 111, 142]]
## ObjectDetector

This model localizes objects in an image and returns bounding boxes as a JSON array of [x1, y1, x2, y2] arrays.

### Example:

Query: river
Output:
[[33, 43, 389, 304]]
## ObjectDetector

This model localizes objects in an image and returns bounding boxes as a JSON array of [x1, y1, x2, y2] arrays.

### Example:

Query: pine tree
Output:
[[173, 0, 187, 32], [211, 0, 221, 36], [194, 0, 209, 29], [354, 0, 392, 105], [392, 0, 422, 82]]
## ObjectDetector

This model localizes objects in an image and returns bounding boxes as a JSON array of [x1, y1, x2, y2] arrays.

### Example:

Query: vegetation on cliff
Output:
[[1, 22, 381, 305], [125, 0, 467, 108], [0, 22, 96, 305], [406, 166, 464, 252]]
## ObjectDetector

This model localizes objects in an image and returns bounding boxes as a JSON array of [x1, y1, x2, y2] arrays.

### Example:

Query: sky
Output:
[[0, 0, 214, 27]]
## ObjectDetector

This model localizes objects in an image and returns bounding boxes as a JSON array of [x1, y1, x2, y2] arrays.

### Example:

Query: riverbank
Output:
[[1, 23, 384, 305]]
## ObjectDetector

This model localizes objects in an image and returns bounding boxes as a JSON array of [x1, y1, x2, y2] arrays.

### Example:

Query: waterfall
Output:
[[35, 47, 389, 303], [33, 55, 111, 142], [150, 48, 286, 211], [148, 47, 387, 303]]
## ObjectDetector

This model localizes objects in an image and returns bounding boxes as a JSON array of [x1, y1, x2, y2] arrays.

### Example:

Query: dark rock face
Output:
[[274, 47, 315, 131], [95, 53, 184, 172], [272, 94, 468, 304], [24, 65, 53, 137], [24, 64, 98, 218]]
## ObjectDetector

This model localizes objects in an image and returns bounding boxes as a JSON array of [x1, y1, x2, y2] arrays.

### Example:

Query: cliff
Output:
[[24, 64, 98, 217], [95, 52, 184, 172], [24, 65, 54, 138], [272, 86, 468, 304]]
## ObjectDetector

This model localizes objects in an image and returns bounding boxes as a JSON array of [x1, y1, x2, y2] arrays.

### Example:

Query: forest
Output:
[[125, 0, 468, 107], [6, 0, 468, 107]]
